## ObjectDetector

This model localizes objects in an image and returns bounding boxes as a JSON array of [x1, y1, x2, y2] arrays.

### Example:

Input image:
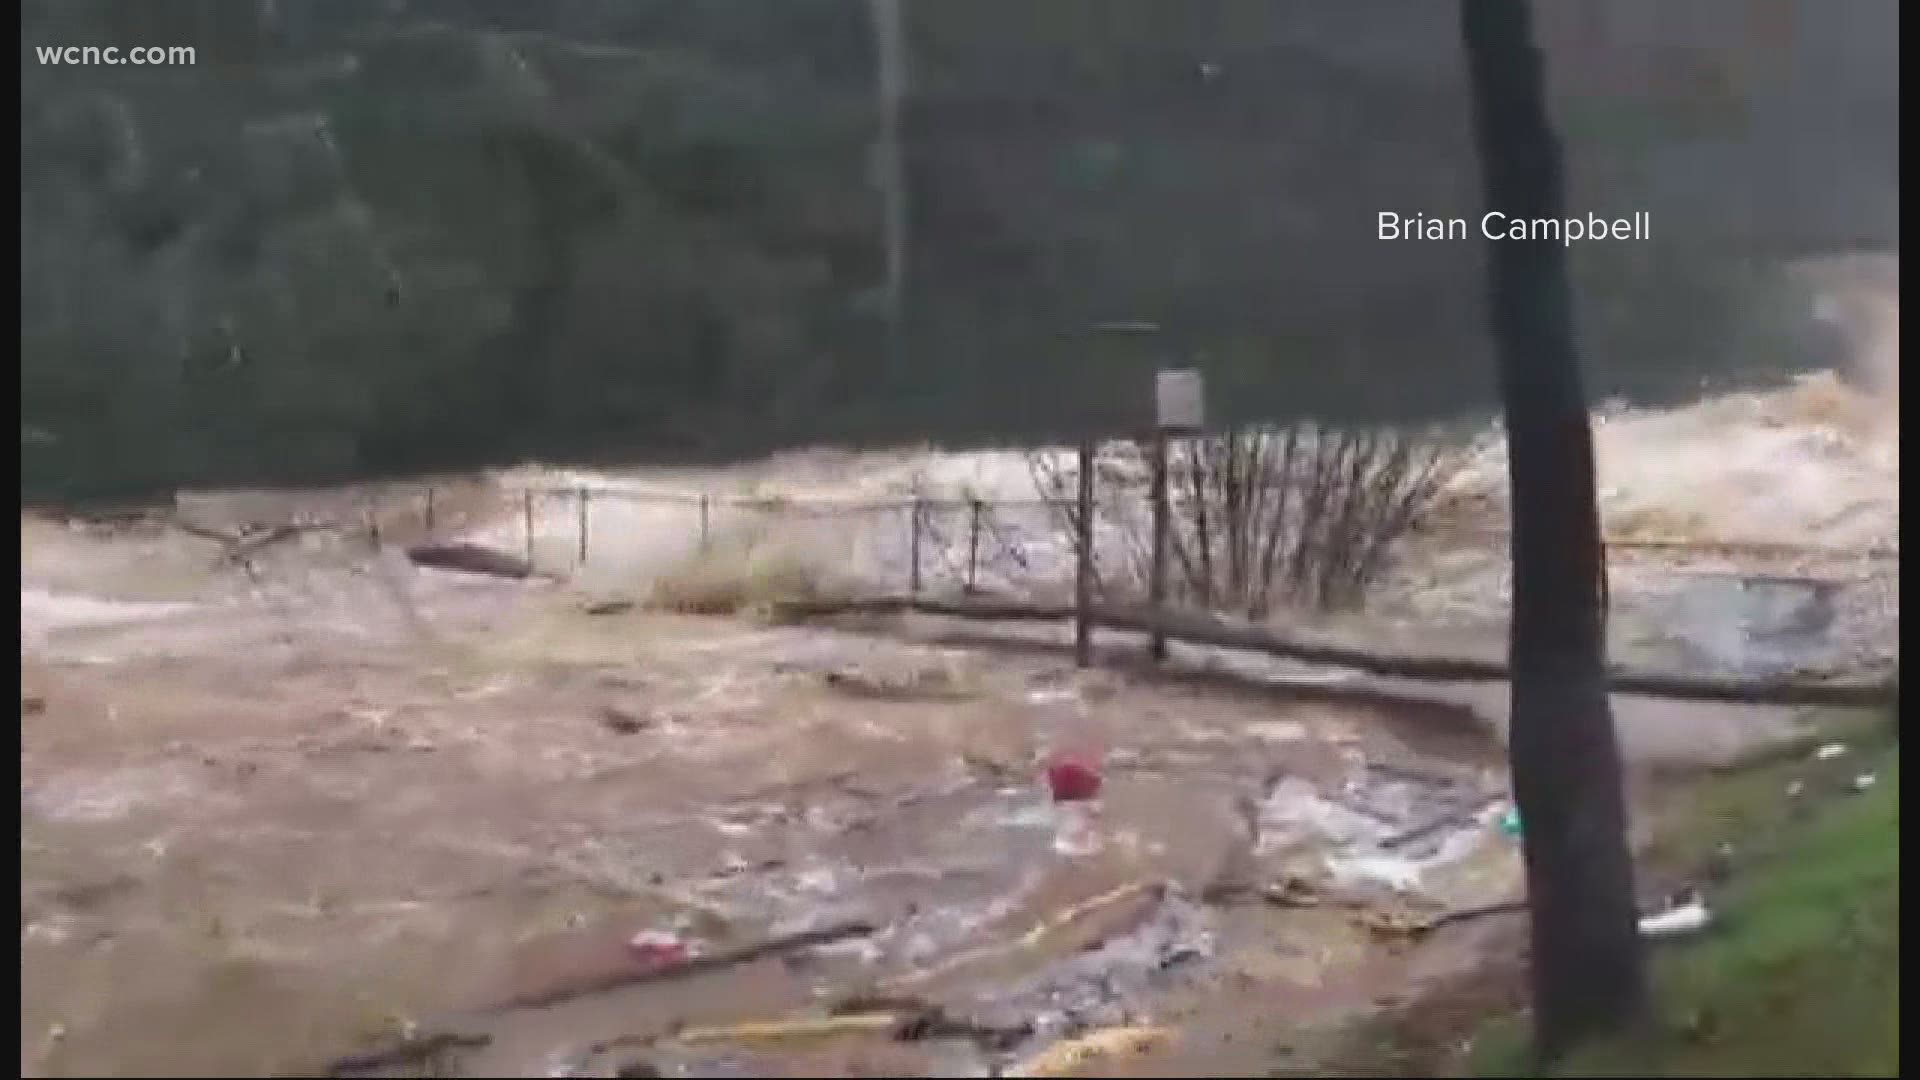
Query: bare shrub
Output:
[[1026, 444, 1143, 601], [1030, 425, 1473, 617]]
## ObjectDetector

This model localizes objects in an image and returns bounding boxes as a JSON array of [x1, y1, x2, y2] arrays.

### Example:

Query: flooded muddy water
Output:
[[22, 584, 1520, 1078], [27, 358, 1894, 1075]]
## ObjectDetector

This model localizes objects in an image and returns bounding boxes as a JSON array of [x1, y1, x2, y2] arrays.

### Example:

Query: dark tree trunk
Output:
[[1459, 0, 1647, 1061]]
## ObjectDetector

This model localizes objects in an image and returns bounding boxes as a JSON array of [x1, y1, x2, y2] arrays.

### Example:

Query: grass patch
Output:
[[645, 523, 851, 617], [1473, 740, 1899, 1078]]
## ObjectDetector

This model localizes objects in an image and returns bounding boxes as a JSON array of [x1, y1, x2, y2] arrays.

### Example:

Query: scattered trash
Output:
[[1003, 1024, 1176, 1077], [1814, 742, 1850, 761], [490, 920, 875, 1013], [599, 706, 653, 735], [897, 1009, 1034, 1050], [1382, 799, 1496, 850], [1157, 939, 1208, 971], [1497, 807, 1523, 838], [1638, 897, 1713, 939], [1786, 779, 1807, 798], [1018, 880, 1165, 953], [1053, 801, 1104, 857], [626, 929, 694, 971], [1326, 853, 1425, 895], [885, 881, 1166, 994], [1253, 874, 1338, 910], [1045, 753, 1103, 803], [1852, 772, 1878, 792]]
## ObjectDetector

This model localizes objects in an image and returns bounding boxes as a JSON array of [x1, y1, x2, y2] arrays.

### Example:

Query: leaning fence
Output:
[[415, 480, 1896, 605], [346, 467, 1898, 709], [134, 463, 1898, 710], [458, 483, 1106, 605]]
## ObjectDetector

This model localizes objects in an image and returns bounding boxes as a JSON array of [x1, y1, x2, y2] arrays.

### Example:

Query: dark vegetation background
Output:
[[19, 0, 1899, 503]]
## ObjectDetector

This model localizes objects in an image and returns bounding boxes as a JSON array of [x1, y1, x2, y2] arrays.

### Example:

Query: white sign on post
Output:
[[1155, 368, 1205, 433]]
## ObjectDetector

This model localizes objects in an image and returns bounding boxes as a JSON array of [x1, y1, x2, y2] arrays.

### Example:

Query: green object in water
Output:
[[1499, 808, 1523, 837]]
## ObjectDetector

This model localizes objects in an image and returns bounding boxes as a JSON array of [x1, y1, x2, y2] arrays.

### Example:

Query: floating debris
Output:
[[599, 706, 653, 735], [405, 542, 532, 579], [1814, 742, 1850, 761], [1004, 1025, 1175, 1077], [1497, 807, 1523, 838], [675, 1013, 902, 1047], [1052, 802, 1104, 857], [323, 1030, 491, 1076], [884, 880, 1167, 994], [1638, 898, 1713, 939], [1044, 753, 1102, 803], [627, 929, 694, 971]]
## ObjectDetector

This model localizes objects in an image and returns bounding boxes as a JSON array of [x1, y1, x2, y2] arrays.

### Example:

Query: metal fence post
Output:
[[909, 497, 923, 596], [966, 498, 983, 593], [1149, 428, 1171, 662], [523, 490, 535, 565], [1074, 439, 1095, 668], [577, 486, 590, 565]]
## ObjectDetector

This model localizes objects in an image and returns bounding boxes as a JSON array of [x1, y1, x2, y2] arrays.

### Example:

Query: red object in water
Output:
[[1045, 754, 1103, 802], [626, 930, 692, 971]]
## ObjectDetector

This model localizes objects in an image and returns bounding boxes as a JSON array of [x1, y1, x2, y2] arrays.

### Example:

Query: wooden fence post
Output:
[[577, 487, 590, 565], [423, 485, 435, 535], [699, 494, 711, 551], [909, 497, 923, 595], [1149, 428, 1171, 662], [1075, 439, 1095, 668]]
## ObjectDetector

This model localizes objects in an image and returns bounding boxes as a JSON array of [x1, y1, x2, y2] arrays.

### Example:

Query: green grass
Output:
[[1474, 742, 1900, 1078]]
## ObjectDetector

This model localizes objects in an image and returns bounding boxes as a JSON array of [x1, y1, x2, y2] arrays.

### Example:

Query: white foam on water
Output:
[[20, 587, 200, 633]]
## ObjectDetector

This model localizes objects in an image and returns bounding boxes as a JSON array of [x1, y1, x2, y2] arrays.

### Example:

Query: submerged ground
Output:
[[19, 364, 1898, 1077]]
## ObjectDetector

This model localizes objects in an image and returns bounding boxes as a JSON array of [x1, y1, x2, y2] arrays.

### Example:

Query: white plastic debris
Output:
[[1852, 773, 1878, 792], [1814, 742, 1850, 761], [626, 929, 694, 969], [1785, 779, 1807, 798], [1638, 898, 1713, 939], [1052, 801, 1104, 857]]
